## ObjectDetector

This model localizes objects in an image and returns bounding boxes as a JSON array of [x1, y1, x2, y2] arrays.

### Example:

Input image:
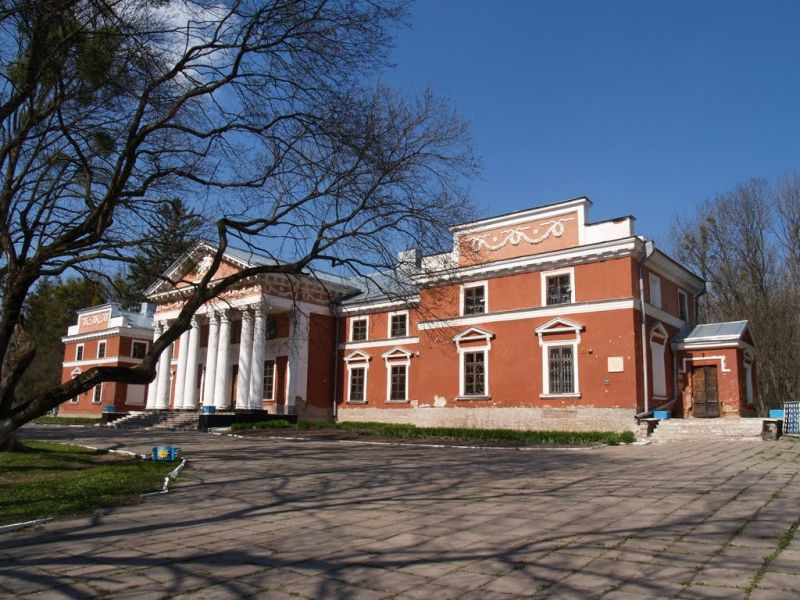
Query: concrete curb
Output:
[[0, 518, 53, 535], [225, 432, 636, 452], [141, 458, 187, 496]]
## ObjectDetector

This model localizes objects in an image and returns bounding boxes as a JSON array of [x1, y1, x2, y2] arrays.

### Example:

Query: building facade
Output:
[[60, 303, 154, 416], [60, 197, 756, 429]]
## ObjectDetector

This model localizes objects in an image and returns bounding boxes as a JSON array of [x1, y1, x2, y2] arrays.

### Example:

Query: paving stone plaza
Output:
[[2, 427, 800, 599]]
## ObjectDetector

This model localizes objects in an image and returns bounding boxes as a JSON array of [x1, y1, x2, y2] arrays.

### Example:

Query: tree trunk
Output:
[[0, 419, 24, 452]]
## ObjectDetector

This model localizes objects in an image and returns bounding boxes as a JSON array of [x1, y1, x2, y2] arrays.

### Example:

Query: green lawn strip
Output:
[[0, 440, 178, 526], [33, 416, 100, 425], [231, 419, 636, 445]]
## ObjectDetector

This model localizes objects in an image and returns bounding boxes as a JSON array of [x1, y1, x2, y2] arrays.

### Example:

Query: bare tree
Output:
[[671, 176, 800, 415], [0, 0, 478, 449]]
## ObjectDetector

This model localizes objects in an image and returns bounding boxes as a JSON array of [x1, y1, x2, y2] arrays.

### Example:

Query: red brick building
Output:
[[59, 303, 154, 417], [60, 197, 756, 429]]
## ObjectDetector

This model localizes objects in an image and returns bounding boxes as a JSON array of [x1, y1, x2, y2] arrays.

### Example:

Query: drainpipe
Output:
[[638, 240, 655, 416], [330, 301, 340, 421]]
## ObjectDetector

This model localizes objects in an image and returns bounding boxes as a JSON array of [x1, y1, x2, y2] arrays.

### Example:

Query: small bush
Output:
[[620, 430, 636, 444], [230, 420, 294, 431]]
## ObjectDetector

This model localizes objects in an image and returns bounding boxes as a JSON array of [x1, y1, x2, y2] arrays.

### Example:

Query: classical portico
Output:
[[143, 242, 353, 416]]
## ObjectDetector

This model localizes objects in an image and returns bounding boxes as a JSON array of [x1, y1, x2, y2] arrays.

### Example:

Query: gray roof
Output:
[[340, 270, 418, 306], [674, 320, 749, 343]]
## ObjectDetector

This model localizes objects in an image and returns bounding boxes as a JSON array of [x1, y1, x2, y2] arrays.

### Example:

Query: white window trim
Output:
[[649, 326, 668, 401], [460, 280, 488, 316], [649, 272, 662, 309], [535, 318, 583, 398], [75, 343, 84, 361], [540, 267, 575, 306], [349, 315, 369, 342], [387, 310, 409, 338], [678, 289, 689, 322], [92, 383, 103, 404], [382, 347, 412, 403], [131, 340, 149, 358], [263, 359, 276, 401], [540, 340, 580, 398], [69, 369, 81, 403], [97, 340, 107, 359], [344, 351, 371, 403]]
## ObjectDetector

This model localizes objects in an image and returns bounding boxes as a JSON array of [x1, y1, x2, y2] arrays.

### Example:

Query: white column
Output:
[[202, 312, 220, 408], [155, 321, 173, 410], [285, 308, 310, 415], [145, 322, 161, 410], [235, 309, 255, 410], [173, 328, 190, 410], [182, 317, 201, 409], [213, 309, 232, 410], [249, 305, 266, 410]]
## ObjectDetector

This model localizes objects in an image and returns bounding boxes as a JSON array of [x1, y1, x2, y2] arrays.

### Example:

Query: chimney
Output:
[[140, 302, 155, 316], [397, 248, 422, 269]]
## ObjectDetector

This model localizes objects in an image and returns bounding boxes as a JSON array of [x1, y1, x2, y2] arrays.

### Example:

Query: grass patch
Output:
[[231, 420, 636, 446], [0, 439, 178, 526], [745, 518, 799, 598], [33, 416, 99, 425]]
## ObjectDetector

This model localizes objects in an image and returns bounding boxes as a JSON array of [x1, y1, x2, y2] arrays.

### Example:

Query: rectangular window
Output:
[[678, 290, 689, 322], [75, 344, 84, 361], [390, 313, 407, 338], [262, 360, 275, 400], [389, 365, 407, 402], [349, 367, 366, 402], [463, 284, 486, 315], [351, 318, 368, 341], [548, 346, 574, 394], [92, 384, 102, 404], [463, 351, 485, 396], [265, 316, 277, 340], [649, 273, 662, 308], [131, 341, 148, 359], [546, 274, 572, 305], [97, 341, 106, 359]]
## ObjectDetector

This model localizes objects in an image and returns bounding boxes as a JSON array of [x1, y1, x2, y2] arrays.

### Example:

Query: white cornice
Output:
[[61, 327, 153, 344], [450, 198, 589, 235], [414, 238, 639, 286], [338, 296, 420, 315], [418, 299, 638, 330], [62, 356, 144, 368], [339, 336, 419, 350]]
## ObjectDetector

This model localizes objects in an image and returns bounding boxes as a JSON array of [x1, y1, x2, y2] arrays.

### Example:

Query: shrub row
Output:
[[231, 420, 636, 445]]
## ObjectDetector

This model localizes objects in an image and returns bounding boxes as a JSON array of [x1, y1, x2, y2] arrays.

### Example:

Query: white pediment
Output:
[[452, 326, 495, 343], [534, 317, 584, 335], [344, 350, 371, 363], [381, 346, 413, 360]]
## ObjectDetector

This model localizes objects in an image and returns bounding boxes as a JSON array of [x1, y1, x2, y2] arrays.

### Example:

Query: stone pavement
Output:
[[2, 427, 799, 599]]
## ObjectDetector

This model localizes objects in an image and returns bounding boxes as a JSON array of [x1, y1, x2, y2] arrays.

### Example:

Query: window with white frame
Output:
[[349, 366, 366, 402], [650, 322, 668, 399], [382, 347, 411, 402], [548, 346, 575, 394], [389, 365, 407, 402], [463, 351, 486, 396], [462, 282, 487, 315], [97, 340, 106, 359], [678, 289, 689, 322], [649, 273, 662, 309], [344, 351, 370, 403], [262, 359, 275, 400], [70, 369, 81, 403], [541, 268, 574, 306], [131, 340, 148, 359], [92, 384, 102, 403], [350, 317, 368, 342], [389, 312, 408, 338], [75, 344, 84, 361], [535, 317, 583, 398]]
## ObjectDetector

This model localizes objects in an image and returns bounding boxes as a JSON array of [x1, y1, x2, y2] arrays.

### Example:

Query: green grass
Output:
[[0, 439, 179, 526], [33, 416, 99, 425], [231, 420, 637, 446]]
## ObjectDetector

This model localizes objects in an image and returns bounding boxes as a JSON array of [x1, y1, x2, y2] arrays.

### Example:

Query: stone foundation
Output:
[[336, 406, 637, 432]]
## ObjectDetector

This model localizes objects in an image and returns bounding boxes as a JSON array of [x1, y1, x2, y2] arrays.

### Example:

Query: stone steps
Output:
[[649, 418, 763, 442], [109, 410, 199, 431]]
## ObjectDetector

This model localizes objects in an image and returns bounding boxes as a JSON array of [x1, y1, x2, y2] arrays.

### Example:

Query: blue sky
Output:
[[385, 0, 800, 245]]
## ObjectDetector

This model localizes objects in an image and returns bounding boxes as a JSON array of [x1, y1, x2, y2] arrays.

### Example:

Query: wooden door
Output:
[[230, 365, 238, 408], [692, 366, 720, 418]]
